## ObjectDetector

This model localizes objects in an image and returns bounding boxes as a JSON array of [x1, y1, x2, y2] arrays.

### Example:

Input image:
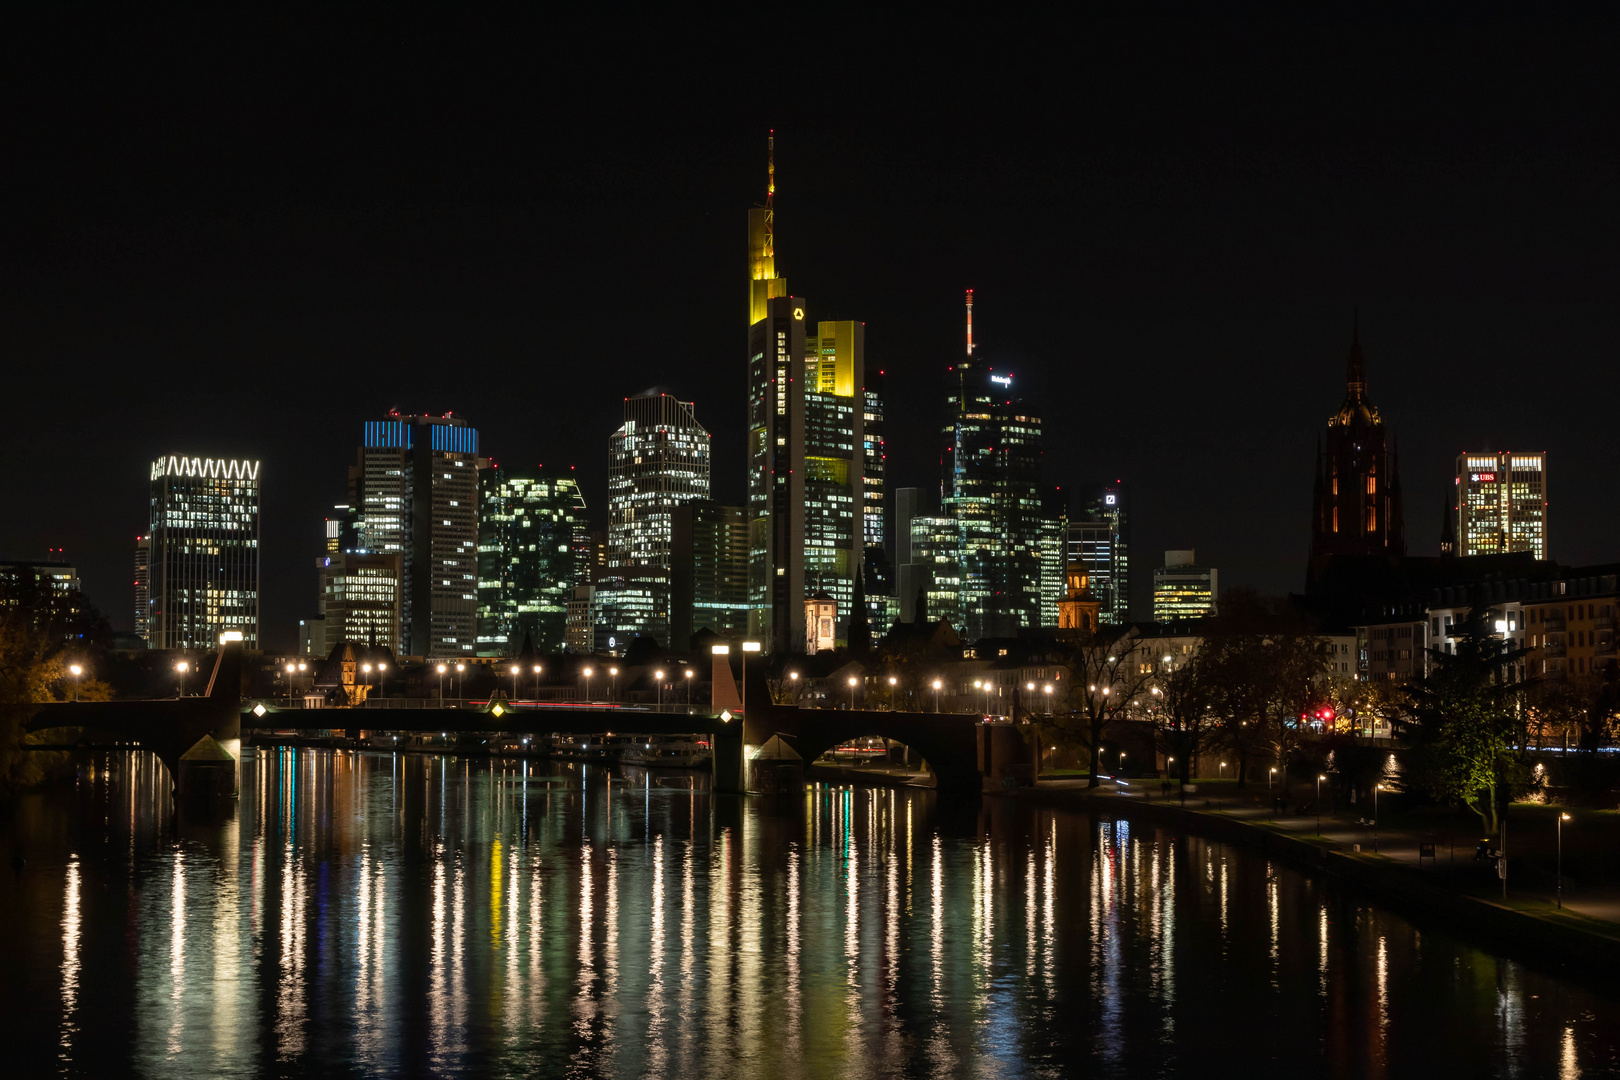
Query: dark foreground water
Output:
[[3, 749, 1618, 1078]]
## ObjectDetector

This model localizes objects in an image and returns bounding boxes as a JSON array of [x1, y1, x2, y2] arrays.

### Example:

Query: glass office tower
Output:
[[477, 465, 587, 654], [148, 455, 261, 649]]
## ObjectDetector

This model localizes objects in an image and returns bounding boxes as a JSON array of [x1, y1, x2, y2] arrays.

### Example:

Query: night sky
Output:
[[4, 16, 1616, 649]]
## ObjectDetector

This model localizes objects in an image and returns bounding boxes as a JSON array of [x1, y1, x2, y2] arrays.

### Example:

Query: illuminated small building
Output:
[[1153, 550, 1218, 622], [805, 585, 837, 654], [1057, 566, 1103, 634], [1455, 451, 1548, 559], [317, 551, 402, 655]]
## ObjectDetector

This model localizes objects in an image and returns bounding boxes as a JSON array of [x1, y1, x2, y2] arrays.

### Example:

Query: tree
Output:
[[0, 573, 113, 793], [1396, 604, 1529, 835], [1146, 644, 1220, 784], [1048, 623, 1156, 787]]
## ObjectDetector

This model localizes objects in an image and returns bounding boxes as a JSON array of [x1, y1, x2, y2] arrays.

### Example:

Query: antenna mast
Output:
[[965, 288, 975, 356], [765, 129, 775, 260]]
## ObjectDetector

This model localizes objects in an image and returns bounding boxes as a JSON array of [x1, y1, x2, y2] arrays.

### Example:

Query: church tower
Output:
[[1306, 320, 1406, 590]]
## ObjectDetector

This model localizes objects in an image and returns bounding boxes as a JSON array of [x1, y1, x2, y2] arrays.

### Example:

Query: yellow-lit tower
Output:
[[748, 130, 788, 325]]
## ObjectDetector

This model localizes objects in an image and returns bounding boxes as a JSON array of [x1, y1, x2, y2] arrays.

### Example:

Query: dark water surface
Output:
[[3, 748, 1618, 1078]]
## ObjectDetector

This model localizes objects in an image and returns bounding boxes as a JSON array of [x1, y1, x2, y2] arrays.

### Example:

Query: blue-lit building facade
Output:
[[348, 413, 479, 657], [148, 455, 261, 649]]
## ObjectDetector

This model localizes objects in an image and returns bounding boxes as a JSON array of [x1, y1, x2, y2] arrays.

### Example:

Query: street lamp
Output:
[[286, 662, 298, 705], [533, 663, 543, 699], [582, 666, 593, 702], [609, 666, 619, 701], [684, 667, 695, 708], [848, 676, 858, 710], [887, 675, 898, 710], [175, 660, 189, 698], [455, 663, 466, 701], [1317, 774, 1327, 835], [932, 678, 943, 712], [377, 661, 387, 698], [1043, 683, 1053, 715], [1219, 761, 1227, 780], [437, 663, 447, 700], [1558, 812, 1571, 908], [1269, 766, 1277, 790], [68, 663, 82, 701], [511, 664, 521, 700], [655, 670, 665, 708]]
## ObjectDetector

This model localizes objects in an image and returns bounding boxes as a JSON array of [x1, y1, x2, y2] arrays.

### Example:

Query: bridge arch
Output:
[[774, 709, 983, 792]]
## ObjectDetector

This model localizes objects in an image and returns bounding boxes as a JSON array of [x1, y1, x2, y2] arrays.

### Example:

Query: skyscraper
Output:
[[1455, 452, 1548, 559], [671, 501, 750, 647], [744, 136, 868, 652], [148, 455, 261, 649], [134, 534, 151, 642], [477, 464, 587, 654], [1307, 322, 1406, 590], [941, 290, 1046, 639], [600, 392, 711, 647], [1069, 481, 1131, 623], [347, 413, 479, 657], [317, 551, 402, 652], [863, 366, 886, 551], [1153, 550, 1218, 622]]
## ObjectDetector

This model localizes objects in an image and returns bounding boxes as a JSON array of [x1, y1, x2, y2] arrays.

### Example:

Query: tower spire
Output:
[[1346, 310, 1368, 402], [965, 288, 975, 356]]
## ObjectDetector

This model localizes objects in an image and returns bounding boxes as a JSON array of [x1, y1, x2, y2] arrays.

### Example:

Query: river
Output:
[[2, 748, 1617, 1078]]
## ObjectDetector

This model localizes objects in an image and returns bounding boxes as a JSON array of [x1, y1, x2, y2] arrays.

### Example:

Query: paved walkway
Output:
[[1036, 778, 1620, 937]]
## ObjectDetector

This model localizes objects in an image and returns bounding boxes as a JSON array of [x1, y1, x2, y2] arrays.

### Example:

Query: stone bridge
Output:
[[28, 643, 1026, 794]]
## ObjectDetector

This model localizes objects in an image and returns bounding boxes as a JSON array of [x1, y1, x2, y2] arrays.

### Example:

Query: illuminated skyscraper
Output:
[[477, 465, 587, 654], [671, 501, 750, 647], [744, 135, 868, 652], [600, 392, 711, 648], [1069, 481, 1131, 623], [134, 535, 151, 642], [863, 367, 886, 551], [148, 455, 261, 649], [1455, 451, 1548, 559], [1307, 321, 1406, 590], [317, 551, 402, 653], [941, 291, 1045, 639], [347, 413, 479, 657]]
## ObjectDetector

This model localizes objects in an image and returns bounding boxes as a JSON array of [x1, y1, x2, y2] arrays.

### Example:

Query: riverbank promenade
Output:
[[1033, 776, 1620, 954]]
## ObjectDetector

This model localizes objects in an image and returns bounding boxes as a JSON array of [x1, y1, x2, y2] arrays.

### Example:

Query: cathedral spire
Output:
[[1346, 311, 1368, 403]]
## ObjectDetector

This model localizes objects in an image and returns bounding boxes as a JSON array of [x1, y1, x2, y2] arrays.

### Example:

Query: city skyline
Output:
[[4, 21, 1617, 649]]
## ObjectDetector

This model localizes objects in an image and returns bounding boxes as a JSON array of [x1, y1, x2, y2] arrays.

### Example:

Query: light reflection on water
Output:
[[2, 748, 1620, 1077]]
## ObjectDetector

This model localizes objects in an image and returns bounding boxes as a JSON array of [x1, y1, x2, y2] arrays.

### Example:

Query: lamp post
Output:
[[437, 663, 447, 701], [888, 675, 898, 711], [286, 662, 298, 706], [1119, 752, 1126, 776], [932, 678, 942, 713], [1043, 683, 1053, 715], [377, 661, 388, 699], [1167, 756, 1175, 789], [582, 666, 593, 702], [1218, 761, 1227, 780], [655, 670, 665, 709], [789, 670, 799, 705], [68, 663, 82, 702], [176, 660, 189, 698], [684, 667, 694, 708], [609, 666, 619, 702], [455, 663, 466, 702], [1317, 774, 1326, 835], [1558, 812, 1571, 908], [511, 664, 521, 701], [741, 641, 761, 718], [848, 676, 858, 710], [362, 662, 373, 702], [1269, 766, 1276, 790], [533, 663, 543, 699]]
